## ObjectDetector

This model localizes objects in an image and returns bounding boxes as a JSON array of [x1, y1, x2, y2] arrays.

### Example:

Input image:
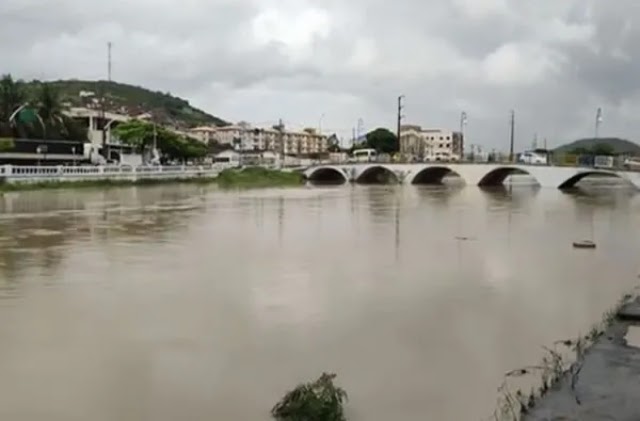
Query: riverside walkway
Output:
[[524, 297, 640, 420]]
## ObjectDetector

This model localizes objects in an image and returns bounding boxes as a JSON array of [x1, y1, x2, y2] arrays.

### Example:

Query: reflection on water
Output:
[[0, 184, 640, 420]]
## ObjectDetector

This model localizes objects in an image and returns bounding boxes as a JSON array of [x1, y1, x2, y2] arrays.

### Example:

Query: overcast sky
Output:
[[2, 0, 639, 150]]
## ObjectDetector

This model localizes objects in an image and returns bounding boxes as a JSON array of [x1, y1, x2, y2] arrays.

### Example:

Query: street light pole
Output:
[[397, 95, 405, 151], [460, 111, 467, 160], [318, 113, 325, 134], [509, 110, 515, 163], [595, 108, 603, 139]]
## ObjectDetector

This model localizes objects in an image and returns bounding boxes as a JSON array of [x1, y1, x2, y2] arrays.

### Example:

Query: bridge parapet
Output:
[[304, 163, 639, 190]]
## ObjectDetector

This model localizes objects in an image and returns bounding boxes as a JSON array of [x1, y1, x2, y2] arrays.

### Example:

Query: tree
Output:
[[0, 74, 26, 137], [591, 143, 615, 156], [31, 83, 69, 139], [365, 127, 398, 154], [114, 119, 207, 162], [271, 373, 347, 421]]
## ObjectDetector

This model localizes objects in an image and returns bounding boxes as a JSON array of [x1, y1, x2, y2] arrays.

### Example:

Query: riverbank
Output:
[[0, 167, 304, 192], [491, 292, 640, 420], [216, 167, 304, 188]]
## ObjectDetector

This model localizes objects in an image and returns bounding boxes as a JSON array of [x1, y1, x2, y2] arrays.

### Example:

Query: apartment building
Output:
[[399, 125, 464, 161], [188, 126, 217, 143], [206, 123, 329, 156]]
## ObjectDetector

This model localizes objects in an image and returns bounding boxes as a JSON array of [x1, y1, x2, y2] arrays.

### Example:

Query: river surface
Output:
[[0, 183, 639, 421]]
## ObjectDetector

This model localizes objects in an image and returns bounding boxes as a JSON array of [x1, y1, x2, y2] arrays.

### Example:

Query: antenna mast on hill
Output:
[[107, 42, 112, 82]]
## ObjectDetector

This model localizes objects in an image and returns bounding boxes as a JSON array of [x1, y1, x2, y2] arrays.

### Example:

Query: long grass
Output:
[[216, 167, 304, 188]]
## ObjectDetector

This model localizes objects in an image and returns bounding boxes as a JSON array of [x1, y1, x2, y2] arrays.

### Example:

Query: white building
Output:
[[188, 126, 217, 143], [209, 123, 329, 155], [64, 107, 130, 146], [399, 125, 464, 161]]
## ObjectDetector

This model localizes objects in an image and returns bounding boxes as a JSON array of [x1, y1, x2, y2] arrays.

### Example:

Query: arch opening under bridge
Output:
[[411, 166, 463, 185], [356, 165, 400, 184], [477, 166, 537, 187], [557, 170, 623, 189], [306, 167, 348, 184]]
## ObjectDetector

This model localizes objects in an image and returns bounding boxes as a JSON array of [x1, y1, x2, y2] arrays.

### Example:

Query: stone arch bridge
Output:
[[303, 163, 640, 189]]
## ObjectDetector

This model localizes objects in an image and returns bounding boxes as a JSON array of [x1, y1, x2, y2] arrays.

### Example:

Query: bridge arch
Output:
[[306, 166, 348, 184], [411, 166, 462, 185], [356, 165, 399, 184], [557, 170, 622, 189], [477, 166, 537, 187]]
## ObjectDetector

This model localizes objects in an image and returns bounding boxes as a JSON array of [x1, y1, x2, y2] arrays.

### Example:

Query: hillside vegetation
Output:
[[554, 137, 640, 155], [0, 74, 87, 141], [23, 79, 229, 129]]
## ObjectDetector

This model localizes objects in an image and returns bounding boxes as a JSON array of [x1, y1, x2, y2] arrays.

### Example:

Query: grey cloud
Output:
[[1, 0, 639, 147]]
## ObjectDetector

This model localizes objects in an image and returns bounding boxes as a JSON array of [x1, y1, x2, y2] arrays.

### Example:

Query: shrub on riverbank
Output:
[[271, 373, 348, 421], [216, 167, 304, 188]]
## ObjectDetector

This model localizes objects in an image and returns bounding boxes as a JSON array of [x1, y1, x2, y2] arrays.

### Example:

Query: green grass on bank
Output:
[[0, 167, 304, 193], [216, 167, 304, 188]]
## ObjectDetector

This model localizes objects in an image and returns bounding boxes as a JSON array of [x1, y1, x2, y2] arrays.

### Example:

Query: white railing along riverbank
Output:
[[0, 163, 237, 184]]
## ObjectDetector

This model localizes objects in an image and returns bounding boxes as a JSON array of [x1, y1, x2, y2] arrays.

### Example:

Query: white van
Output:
[[352, 148, 377, 162]]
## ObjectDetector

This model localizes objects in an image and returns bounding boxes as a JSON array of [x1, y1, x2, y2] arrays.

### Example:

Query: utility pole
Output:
[[397, 95, 405, 150], [509, 110, 515, 163], [460, 111, 467, 159], [276, 119, 285, 167], [101, 42, 112, 162], [595, 107, 603, 139]]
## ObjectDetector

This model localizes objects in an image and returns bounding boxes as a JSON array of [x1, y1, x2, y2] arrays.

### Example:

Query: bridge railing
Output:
[[317, 153, 639, 171], [0, 163, 234, 182]]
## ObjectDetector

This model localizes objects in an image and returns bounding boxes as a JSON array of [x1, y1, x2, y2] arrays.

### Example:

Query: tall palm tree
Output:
[[35, 83, 65, 138], [0, 74, 26, 136]]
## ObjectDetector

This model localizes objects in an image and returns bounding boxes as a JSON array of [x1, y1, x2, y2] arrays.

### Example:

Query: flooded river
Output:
[[0, 183, 639, 420]]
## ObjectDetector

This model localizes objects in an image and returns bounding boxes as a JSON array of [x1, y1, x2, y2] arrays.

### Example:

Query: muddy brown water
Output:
[[0, 182, 639, 420]]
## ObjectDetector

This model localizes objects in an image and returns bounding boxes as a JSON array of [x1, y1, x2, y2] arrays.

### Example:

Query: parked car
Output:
[[518, 151, 548, 165], [624, 157, 640, 171]]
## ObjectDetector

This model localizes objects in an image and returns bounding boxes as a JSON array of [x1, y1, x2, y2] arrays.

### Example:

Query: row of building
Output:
[[6, 103, 465, 165], [65, 108, 333, 156]]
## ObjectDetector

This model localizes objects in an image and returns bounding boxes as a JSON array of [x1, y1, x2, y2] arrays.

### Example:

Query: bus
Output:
[[352, 148, 377, 162]]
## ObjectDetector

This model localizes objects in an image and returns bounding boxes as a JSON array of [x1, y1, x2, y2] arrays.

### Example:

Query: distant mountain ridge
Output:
[[553, 137, 640, 155], [22, 79, 229, 129]]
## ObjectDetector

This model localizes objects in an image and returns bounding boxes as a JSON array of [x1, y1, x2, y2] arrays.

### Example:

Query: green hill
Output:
[[554, 137, 640, 156], [22, 79, 229, 129]]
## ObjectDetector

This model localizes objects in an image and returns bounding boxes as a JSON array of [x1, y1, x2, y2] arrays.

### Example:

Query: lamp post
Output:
[[460, 111, 467, 160], [595, 108, 603, 139]]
